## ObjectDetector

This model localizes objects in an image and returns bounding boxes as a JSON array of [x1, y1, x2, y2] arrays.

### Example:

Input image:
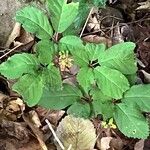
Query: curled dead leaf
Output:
[[6, 98, 25, 114], [29, 110, 42, 128], [141, 70, 150, 83]]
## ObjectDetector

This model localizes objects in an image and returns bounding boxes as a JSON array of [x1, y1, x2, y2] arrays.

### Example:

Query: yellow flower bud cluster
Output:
[[101, 118, 117, 129], [58, 51, 73, 71]]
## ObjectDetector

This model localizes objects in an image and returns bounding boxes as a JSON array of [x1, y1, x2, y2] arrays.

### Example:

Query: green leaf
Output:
[[125, 74, 137, 86], [0, 53, 39, 79], [99, 42, 137, 74], [67, 102, 91, 118], [63, 24, 79, 36], [93, 0, 107, 6], [114, 103, 149, 139], [123, 84, 150, 112], [92, 99, 114, 120], [91, 88, 114, 119], [13, 74, 43, 107], [47, 0, 79, 33], [91, 87, 112, 103], [38, 84, 82, 109], [77, 67, 95, 93], [36, 40, 55, 65], [72, 0, 106, 30], [85, 43, 106, 61], [94, 66, 130, 99], [59, 35, 83, 49], [72, 49, 89, 67], [73, 0, 91, 29], [42, 65, 62, 89], [60, 36, 88, 67], [16, 6, 53, 39]]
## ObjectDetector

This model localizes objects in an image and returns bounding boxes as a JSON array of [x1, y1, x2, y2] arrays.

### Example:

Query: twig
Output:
[[45, 119, 65, 150], [80, 7, 94, 38], [67, 144, 72, 150], [0, 43, 23, 60], [82, 18, 150, 37]]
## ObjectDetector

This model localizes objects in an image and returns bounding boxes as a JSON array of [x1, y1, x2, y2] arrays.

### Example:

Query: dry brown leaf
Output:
[[17, 29, 34, 45], [6, 98, 25, 114], [0, 138, 45, 150], [141, 70, 150, 83], [100, 137, 113, 150], [36, 107, 65, 126], [0, 92, 9, 108], [134, 140, 144, 150], [18, 139, 43, 150], [29, 110, 42, 128], [23, 114, 48, 150], [0, 139, 17, 150], [112, 25, 124, 45], [55, 115, 96, 150], [5, 22, 21, 48], [87, 16, 100, 32], [82, 35, 112, 47], [1, 119, 29, 143], [86, 7, 100, 32], [0, 96, 24, 121], [110, 138, 124, 150]]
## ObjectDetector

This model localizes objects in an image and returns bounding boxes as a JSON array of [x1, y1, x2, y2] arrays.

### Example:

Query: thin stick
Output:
[[45, 119, 65, 150], [80, 7, 94, 38], [0, 43, 23, 60], [67, 144, 72, 150]]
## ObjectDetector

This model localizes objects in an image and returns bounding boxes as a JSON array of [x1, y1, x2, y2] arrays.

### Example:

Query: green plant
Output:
[[71, 0, 107, 32], [0, 0, 150, 139]]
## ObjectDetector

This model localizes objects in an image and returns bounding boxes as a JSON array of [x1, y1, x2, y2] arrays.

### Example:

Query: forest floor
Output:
[[0, 0, 150, 150]]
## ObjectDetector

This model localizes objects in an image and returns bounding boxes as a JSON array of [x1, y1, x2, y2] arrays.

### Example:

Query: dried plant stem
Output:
[[0, 43, 23, 60], [67, 144, 72, 150], [45, 119, 65, 150], [80, 7, 94, 38]]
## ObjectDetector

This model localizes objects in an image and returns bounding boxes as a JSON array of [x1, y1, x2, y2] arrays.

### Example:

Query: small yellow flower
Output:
[[101, 118, 117, 129], [58, 51, 73, 71], [108, 118, 117, 129], [101, 121, 108, 128]]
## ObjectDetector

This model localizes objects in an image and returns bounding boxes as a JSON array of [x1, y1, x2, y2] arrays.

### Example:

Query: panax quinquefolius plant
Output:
[[0, 0, 150, 139]]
